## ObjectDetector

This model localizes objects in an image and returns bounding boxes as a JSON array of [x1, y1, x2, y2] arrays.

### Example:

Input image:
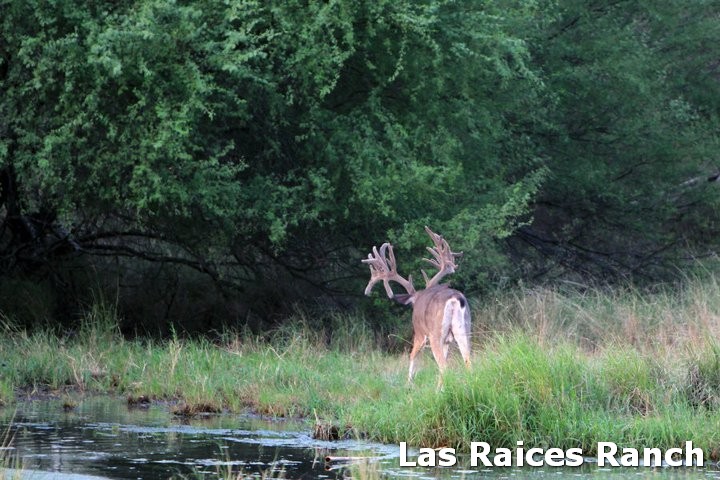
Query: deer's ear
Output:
[[392, 293, 414, 306]]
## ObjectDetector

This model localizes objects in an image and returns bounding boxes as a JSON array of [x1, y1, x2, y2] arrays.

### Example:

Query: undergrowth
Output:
[[2, 279, 720, 456]]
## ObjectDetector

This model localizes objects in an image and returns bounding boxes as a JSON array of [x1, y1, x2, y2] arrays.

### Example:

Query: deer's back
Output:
[[412, 284, 467, 336]]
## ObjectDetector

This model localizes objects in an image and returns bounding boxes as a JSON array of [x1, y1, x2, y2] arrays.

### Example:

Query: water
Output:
[[0, 397, 718, 479]]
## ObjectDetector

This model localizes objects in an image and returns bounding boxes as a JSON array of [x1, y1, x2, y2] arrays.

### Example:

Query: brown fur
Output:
[[405, 285, 471, 381]]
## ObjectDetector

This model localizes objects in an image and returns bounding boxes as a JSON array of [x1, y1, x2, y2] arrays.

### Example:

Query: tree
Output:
[[509, 1, 720, 282], [1, 0, 545, 323]]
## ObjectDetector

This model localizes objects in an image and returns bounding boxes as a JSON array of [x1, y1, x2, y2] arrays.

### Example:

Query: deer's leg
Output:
[[439, 301, 456, 363], [442, 341, 450, 361], [429, 336, 448, 374], [408, 335, 426, 382], [429, 337, 449, 391], [456, 334, 471, 369], [453, 308, 472, 369]]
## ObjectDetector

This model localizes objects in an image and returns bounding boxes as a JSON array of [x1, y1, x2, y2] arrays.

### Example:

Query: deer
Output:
[[362, 227, 471, 383]]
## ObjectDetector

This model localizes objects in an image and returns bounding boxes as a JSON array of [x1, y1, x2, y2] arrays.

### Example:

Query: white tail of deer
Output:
[[362, 227, 471, 382]]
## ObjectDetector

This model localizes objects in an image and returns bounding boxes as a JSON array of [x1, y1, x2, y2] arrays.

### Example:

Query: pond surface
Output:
[[0, 397, 719, 479]]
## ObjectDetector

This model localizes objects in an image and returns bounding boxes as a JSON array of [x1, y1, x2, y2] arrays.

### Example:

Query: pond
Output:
[[0, 397, 718, 479]]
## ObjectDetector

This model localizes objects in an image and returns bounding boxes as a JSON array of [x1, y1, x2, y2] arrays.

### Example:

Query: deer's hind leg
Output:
[[408, 334, 427, 382], [452, 304, 472, 369], [428, 336, 448, 374], [428, 335, 449, 390]]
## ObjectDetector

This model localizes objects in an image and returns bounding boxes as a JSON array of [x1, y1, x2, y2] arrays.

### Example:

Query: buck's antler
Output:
[[422, 226, 462, 288], [362, 243, 416, 297]]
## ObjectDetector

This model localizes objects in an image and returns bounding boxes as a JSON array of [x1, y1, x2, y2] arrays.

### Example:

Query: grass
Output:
[[2, 278, 720, 458], [0, 418, 22, 480]]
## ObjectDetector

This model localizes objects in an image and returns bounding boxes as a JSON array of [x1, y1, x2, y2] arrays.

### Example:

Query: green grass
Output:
[[2, 278, 720, 458], [347, 335, 720, 455]]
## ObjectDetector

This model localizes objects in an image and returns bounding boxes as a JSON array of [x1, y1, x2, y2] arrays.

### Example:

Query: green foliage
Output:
[[2, 0, 240, 217], [0, 0, 546, 306], [513, 1, 720, 280], [1, 0, 720, 323]]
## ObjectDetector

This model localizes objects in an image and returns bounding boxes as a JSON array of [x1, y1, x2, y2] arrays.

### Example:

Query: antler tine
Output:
[[423, 245, 463, 267], [362, 242, 416, 297], [386, 241, 398, 272], [423, 226, 462, 287], [362, 244, 393, 297]]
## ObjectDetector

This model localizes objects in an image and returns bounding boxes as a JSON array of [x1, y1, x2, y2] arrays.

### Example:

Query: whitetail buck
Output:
[[363, 227, 471, 382]]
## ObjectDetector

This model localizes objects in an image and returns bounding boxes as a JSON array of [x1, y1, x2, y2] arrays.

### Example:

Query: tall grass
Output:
[[347, 334, 720, 455], [2, 278, 720, 456], [477, 277, 720, 351]]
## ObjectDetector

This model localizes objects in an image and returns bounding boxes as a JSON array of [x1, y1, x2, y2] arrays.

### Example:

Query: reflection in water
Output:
[[0, 397, 718, 479], [0, 397, 394, 480]]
